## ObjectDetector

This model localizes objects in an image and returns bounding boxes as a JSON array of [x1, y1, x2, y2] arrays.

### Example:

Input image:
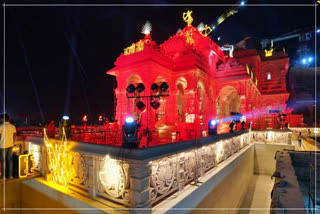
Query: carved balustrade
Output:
[[25, 130, 251, 209], [251, 129, 292, 144], [25, 129, 292, 212]]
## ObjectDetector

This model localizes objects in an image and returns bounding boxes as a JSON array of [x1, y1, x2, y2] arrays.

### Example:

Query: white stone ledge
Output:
[[25, 131, 248, 162], [152, 144, 254, 214]]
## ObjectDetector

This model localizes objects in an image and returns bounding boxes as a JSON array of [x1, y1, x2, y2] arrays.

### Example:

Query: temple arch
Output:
[[176, 77, 188, 122], [197, 81, 206, 114], [127, 74, 143, 86], [217, 86, 241, 119]]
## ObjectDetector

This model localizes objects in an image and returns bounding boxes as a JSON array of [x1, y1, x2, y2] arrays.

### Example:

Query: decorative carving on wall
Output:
[[151, 159, 177, 195], [68, 152, 89, 189], [149, 134, 249, 204], [96, 156, 130, 205]]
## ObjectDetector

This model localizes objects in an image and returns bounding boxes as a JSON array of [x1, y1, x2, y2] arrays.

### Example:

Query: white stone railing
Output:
[[148, 132, 250, 205], [25, 129, 293, 212], [251, 129, 292, 145], [289, 127, 319, 137], [25, 130, 252, 211]]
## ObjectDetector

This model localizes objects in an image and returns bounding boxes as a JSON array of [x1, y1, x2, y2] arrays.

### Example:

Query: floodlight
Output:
[[136, 83, 146, 93], [150, 100, 160, 110], [122, 117, 139, 147], [208, 119, 218, 135], [136, 101, 146, 113], [126, 84, 136, 94], [125, 117, 134, 123], [151, 83, 159, 93], [60, 115, 71, 139], [159, 82, 169, 92], [62, 115, 69, 120]]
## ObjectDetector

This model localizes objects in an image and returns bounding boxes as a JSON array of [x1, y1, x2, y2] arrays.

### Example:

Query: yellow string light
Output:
[[44, 128, 70, 187]]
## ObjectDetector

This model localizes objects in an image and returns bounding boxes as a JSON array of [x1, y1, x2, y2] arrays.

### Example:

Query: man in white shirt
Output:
[[0, 114, 16, 179]]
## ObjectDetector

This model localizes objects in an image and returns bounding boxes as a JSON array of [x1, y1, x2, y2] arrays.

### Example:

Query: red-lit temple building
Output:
[[106, 13, 303, 143]]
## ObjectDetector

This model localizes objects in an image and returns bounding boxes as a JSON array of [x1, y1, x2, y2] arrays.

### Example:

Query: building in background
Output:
[[107, 12, 303, 144], [261, 27, 320, 126]]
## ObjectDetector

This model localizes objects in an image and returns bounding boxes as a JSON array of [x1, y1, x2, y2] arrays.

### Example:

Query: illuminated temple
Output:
[[107, 11, 303, 144], [4, 11, 318, 214]]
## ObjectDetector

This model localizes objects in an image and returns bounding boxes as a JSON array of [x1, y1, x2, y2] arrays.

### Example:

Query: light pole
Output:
[[125, 82, 169, 147]]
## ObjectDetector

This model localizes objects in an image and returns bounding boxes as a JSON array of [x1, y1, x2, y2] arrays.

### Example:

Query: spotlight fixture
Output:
[[136, 101, 146, 113], [125, 117, 134, 123], [240, 1, 245, 6], [150, 99, 161, 110], [126, 84, 136, 94], [301, 56, 313, 65], [62, 115, 70, 120], [60, 115, 71, 139], [208, 119, 218, 135], [151, 83, 159, 93], [122, 116, 139, 147], [136, 83, 146, 93], [159, 82, 169, 92], [302, 58, 307, 64]]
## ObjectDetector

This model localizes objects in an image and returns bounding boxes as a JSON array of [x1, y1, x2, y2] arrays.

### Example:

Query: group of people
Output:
[[0, 114, 17, 179]]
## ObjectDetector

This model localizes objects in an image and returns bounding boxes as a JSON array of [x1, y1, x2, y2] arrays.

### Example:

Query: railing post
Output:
[[129, 163, 152, 214], [40, 144, 48, 178], [88, 156, 97, 197]]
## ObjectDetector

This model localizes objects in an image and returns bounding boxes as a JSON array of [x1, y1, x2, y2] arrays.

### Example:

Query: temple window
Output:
[[267, 73, 271, 80]]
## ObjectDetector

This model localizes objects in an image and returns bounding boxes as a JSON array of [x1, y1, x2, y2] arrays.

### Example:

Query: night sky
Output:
[[2, 0, 319, 126]]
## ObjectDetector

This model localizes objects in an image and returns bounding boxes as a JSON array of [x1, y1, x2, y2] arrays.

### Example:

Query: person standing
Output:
[[0, 114, 17, 179], [297, 132, 302, 147]]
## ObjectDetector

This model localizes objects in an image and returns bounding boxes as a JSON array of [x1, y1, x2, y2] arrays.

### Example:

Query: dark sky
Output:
[[1, 0, 319, 125]]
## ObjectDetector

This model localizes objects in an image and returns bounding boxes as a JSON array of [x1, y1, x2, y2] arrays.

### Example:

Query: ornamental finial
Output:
[[183, 10, 193, 26], [141, 21, 152, 35]]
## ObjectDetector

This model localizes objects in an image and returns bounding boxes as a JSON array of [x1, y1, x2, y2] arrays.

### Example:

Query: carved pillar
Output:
[[88, 156, 97, 197], [129, 163, 152, 214], [166, 90, 178, 125]]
